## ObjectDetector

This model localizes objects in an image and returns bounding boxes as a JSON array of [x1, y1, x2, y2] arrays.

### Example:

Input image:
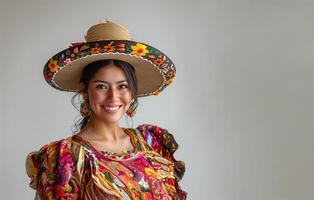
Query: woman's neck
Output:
[[82, 114, 123, 143]]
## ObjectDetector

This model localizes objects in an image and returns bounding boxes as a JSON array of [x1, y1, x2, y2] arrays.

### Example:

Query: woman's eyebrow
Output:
[[93, 80, 128, 84]]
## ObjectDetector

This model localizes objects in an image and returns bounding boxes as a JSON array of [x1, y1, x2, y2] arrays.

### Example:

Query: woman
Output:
[[26, 20, 187, 200]]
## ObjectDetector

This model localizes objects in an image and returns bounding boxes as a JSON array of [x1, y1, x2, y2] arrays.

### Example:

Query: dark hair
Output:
[[71, 59, 138, 133]]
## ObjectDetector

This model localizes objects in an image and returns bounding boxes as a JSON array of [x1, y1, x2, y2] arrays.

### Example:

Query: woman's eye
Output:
[[96, 85, 107, 89], [119, 84, 128, 89]]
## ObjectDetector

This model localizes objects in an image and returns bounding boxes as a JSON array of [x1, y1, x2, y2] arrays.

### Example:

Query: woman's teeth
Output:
[[102, 105, 121, 112]]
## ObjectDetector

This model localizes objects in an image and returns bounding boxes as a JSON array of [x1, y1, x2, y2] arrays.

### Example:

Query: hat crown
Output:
[[85, 20, 132, 42]]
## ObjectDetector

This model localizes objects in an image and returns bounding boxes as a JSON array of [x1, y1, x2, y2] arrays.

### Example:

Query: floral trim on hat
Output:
[[43, 40, 176, 97]]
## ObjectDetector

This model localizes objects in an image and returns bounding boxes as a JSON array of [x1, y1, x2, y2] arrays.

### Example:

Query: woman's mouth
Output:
[[101, 105, 122, 113]]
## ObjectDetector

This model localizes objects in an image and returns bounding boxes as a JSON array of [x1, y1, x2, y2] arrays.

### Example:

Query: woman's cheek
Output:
[[90, 90, 105, 102]]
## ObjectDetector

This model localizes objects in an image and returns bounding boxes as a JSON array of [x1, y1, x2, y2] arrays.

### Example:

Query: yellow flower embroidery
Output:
[[131, 43, 149, 56], [48, 59, 60, 73]]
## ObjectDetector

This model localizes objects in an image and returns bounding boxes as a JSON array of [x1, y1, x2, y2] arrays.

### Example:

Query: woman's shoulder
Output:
[[135, 124, 178, 155], [26, 136, 74, 163], [134, 123, 186, 182], [25, 136, 78, 189], [26, 135, 83, 198]]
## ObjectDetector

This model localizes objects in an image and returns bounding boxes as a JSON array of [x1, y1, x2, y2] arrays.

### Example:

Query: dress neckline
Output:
[[72, 128, 138, 157]]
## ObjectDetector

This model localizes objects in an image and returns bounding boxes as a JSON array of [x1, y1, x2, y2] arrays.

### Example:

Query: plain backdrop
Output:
[[1, 0, 314, 199]]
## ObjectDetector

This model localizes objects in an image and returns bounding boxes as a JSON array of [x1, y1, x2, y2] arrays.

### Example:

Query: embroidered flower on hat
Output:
[[154, 55, 167, 66], [167, 71, 174, 78], [116, 43, 126, 51], [131, 43, 149, 56], [104, 41, 116, 52], [48, 59, 60, 73]]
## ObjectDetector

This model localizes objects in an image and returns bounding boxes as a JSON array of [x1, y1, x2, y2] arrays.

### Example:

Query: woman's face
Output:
[[85, 64, 133, 124]]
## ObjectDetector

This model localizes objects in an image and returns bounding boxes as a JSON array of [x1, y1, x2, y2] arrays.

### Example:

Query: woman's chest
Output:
[[82, 152, 176, 199]]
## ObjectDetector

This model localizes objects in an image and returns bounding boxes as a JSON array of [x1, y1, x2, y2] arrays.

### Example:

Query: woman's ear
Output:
[[81, 87, 88, 100], [83, 92, 88, 100]]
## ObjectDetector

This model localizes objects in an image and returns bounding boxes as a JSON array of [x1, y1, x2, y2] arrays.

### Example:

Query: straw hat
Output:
[[43, 19, 176, 97]]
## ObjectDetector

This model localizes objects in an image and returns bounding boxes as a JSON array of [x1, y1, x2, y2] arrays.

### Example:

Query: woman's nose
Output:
[[107, 86, 118, 100]]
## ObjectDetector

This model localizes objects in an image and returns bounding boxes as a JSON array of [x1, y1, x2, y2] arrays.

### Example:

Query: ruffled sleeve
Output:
[[136, 124, 188, 199], [25, 137, 81, 199]]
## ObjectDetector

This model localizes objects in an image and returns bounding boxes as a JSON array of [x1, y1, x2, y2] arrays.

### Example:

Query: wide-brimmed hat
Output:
[[43, 19, 176, 97]]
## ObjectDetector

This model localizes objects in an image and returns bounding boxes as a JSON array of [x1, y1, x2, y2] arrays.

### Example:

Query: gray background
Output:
[[1, 0, 314, 199]]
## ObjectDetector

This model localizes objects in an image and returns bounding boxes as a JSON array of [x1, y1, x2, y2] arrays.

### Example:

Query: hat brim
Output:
[[44, 40, 176, 97]]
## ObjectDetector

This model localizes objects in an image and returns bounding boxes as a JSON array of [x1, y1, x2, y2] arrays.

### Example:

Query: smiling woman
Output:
[[25, 20, 187, 200], [73, 59, 138, 130]]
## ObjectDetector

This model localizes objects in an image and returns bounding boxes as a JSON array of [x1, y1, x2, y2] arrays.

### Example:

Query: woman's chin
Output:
[[100, 114, 122, 123], [96, 112, 125, 124]]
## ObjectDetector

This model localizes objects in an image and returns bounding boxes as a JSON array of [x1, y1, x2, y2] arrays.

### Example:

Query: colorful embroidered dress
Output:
[[26, 124, 187, 200]]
